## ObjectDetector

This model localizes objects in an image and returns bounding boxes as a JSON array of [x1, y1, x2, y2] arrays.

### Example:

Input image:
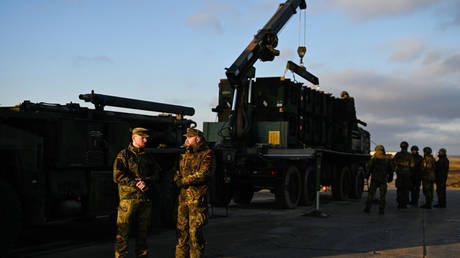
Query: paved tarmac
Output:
[[17, 188, 460, 258]]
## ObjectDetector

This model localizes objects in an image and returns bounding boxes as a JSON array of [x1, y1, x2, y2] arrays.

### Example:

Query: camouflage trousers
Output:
[[175, 196, 208, 258], [410, 175, 422, 205], [115, 199, 151, 258], [366, 181, 387, 209], [435, 179, 447, 206], [396, 173, 411, 206], [422, 179, 434, 206]]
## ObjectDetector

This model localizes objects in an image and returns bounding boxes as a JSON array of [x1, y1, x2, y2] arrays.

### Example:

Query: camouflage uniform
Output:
[[113, 139, 161, 258], [175, 128, 215, 258], [393, 143, 412, 208], [409, 146, 423, 206], [435, 149, 449, 208], [421, 147, 436, 209], [364, 145, 394, 214]]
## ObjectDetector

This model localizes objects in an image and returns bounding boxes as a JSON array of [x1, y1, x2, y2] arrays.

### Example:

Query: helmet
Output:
[[400, 141, 409, 149], [439, 148, 447, 155], [341, 91, 349, 99], [423, 147, 432, 154], [375, 145, 385, 152], [410, 145, 419, 151]]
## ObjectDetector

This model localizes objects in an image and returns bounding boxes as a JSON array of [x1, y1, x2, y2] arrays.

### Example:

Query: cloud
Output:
[[320, 51, 460, 153], [435, 0, 460, 30], [423, 51, 442, 65], [415, 51, 460, 80], [324, 0, 437, 21], [73, 56, 113, 64], [388, 38, 425, 62], [184, 1, 238, 34], [185, 13, 223, 33]]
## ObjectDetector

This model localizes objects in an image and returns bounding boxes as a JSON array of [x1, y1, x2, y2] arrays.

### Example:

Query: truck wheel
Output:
[[300, 166, 316, 206], [0, 180, 22, 250], [232, 187, 254, 205], [332, 166, 351, 201], [275, 165, 302, 208], [350, 166, 365, 199]]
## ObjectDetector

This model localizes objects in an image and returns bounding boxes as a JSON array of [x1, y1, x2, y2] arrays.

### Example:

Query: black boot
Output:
[[379, 208, 384, 215], [421, 203, 432, 209]]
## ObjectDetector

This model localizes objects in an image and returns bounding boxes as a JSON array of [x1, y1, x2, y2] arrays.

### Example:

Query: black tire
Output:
[[275, 165, 302, 208], [332, 166, 351, 201], [350, 166, 365, 199], [300, 166, 316, 206], [232, 187, 254, 205], [0, 179, 22, 251]]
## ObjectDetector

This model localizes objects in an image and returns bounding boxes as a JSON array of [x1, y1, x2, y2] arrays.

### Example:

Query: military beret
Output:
[[184, 128, 204, 138], [132, 127, 150, 138], [439, 148, 447, 154]]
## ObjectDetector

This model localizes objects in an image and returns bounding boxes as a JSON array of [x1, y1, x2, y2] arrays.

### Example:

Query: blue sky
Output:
[[1, 0, 460, 154]]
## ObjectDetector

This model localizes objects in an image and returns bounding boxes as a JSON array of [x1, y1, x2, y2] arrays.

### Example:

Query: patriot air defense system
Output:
[[0, 91, 195, 249], [204, 0, 371, 209]]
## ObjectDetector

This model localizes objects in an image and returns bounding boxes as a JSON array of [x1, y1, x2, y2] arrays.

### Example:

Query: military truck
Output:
[[0, 91, 195, 249], [205, 0, 370, 209]]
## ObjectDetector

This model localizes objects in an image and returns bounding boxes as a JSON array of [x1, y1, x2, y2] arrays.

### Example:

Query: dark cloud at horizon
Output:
[[323, 0, 460, 32], [321, 47, 460, 153]]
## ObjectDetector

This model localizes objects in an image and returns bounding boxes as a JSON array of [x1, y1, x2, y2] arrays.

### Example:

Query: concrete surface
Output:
[[26, 187, 460, 258]]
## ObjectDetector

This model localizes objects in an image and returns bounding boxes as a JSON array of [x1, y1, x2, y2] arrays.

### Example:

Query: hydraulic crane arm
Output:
[[225, 0, 307, 84]]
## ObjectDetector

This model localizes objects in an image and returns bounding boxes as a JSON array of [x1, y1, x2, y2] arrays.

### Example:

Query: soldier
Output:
[[364, 145, 394, 215], [409, 145, 423, 207], [175, 128, 215, 258], [393, 141, 412, 209], [113, 128, 161, 258], [434, 148, 449, 208], [421, 147, 436, 209], [341, 91, 351, 99]]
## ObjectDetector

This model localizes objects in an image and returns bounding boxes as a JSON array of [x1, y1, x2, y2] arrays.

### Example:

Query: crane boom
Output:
[[225, 0, 307, 84]]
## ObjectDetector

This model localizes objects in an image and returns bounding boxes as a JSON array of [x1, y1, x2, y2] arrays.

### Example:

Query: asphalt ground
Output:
[[13, 186, 460, 258]]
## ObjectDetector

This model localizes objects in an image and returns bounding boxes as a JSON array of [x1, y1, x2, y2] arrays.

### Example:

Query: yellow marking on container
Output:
[[268, 131, 280, 145]]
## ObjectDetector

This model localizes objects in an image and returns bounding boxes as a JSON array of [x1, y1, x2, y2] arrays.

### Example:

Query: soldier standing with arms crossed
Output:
[[364, 145, 394, 215], [409, 145, 423, 207], [113, 128, 161, 258], [421, 147, 436, 209], [434, 148, 449, 208], [175, 128, 215, 258], [393, 141, 412, 209]]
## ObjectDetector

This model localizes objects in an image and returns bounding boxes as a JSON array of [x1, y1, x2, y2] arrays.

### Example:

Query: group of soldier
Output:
[[111, 126, 451, 257], [364, 141, 450, 215], [113, 127, 214, 258]]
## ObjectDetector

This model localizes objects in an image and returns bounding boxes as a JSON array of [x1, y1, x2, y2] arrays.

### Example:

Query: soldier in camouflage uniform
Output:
[[421, 147, 436, 209], [409, 145, 423, 207], [113, 128, 161, 258], [393, 141, 412, 209], [434, 148, 449, 208], [175, 128, 215, 258], [364, 145, 394, 215]]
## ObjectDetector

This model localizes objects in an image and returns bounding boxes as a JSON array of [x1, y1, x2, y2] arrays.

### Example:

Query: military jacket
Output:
[[393, 150, 411, 175], [422, 154, 436, 181], [175, 142, 215, 201], [436, 156, 449, 182], [367, 152, 394, 185], [410, 153, 423, 177], [113, 144, 161, 200]]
